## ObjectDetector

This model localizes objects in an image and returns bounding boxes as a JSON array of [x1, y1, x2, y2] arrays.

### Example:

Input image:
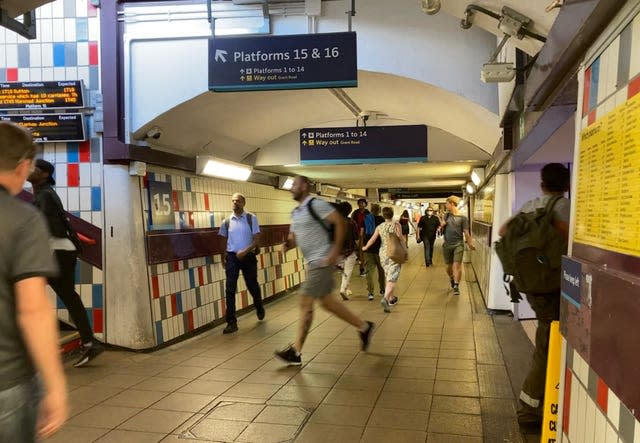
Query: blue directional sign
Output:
[[561, 256, 582, 307], [299, 125, 428, 165], [209, 32, 357, 92]]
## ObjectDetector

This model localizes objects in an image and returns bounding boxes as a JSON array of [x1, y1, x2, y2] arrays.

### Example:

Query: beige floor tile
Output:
[[403, 340, 441, 349], [207, 401, 265, 421], [344, 364, 392, 377], [361, 427, 427, 443], [103, 389, 168, 408], [68, 385, 123, 406], [439, 349, 476, 360], [309, 404, 372, 426], [67, 405, 143, 429], [89, 373, 149, 389], [242, 369, 298, 385], [113, 363, 173, 377], [224, 382, 281, 399], [323, 387, 379, 407], [440, 341, 476, 351], [199, 367, 252, 382], [68, 400, 96, 418], [188, 418, 250, 441], [254, 405, 310, 425], [287, 372, 339, 388], [390, 365, 436, 380], [157, 365, 210, 379], [428, 412, 483, 436], [271, 385, 329, 404], [431, 396, 481, 415], [398, 347, 439, 358], [309, 352, 356, 364], [218, 358, 269, 371], [333, 374, 386, 392], [133, 376, 189, 392], [237, 422, 299, 443], [367, 407, 429, 431], [437, 359, 477, 370], [433, 380, 479, 397], [94, 429, 165, 442], [170, 413, 204, 435], [150, 392, 217, 412], [302, 361, 349, 375], [46, 425, 109, 443], [375, 391, 432, 411], [118, 409, 194, 434], [427, 433, 483, 442], [436, 368, 478, 383], [177, 379, 235, 396], [295, 423, 363, 443], [395, 356, 438, 368], [177, 356, 226, 368], [383, 377, 434, 394]]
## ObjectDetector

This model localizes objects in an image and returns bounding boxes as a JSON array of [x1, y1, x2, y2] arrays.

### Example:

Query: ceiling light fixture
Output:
[[466, 183, 476, 194], [197, 156, 252, 181], [279, 176, 294, 190]]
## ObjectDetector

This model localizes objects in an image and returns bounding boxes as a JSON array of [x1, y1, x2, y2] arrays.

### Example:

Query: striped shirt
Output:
[[291, 196, 335, 268]]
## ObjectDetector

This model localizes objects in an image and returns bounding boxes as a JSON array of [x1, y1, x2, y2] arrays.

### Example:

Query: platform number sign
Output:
[[148, 181, 175, 230]]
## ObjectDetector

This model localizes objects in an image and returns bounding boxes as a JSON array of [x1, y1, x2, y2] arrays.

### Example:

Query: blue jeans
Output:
[[0, 376, 40, 442], [225, 252, 263, 324]]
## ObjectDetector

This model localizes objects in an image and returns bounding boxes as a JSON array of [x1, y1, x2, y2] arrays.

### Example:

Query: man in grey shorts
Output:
[[275, 176, 374, 365], [441, 195, 475, 295]]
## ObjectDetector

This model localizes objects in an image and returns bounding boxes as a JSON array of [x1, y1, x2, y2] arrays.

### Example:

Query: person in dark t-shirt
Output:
[[417, 207, 441, 267]]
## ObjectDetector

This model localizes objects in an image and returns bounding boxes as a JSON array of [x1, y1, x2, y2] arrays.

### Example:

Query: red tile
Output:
[[583, 67, 592, 117], [151, 275, 160, 299], [67, 163, 79, 187], [172, 191, 179, 211], [172, 261, 180, 272], [588, 110, 597, 126], [143, 173, 149, 189], [563, 368, 572, 435], [628, 75, 640, 99], [171, 294, 178, 316], [188, 212, 195, 228], [188, 310, 194, 331], [198, 267, 204, 286], [221, 298, 226, 318], [596, 378, 608, 413], [6, 68, 18, 82], [89, 41, 99, 65], [93, 308, 103, 333], [241, 291, 248, 308], [79, 141, 91, 162], [204, 194, 210, 211]]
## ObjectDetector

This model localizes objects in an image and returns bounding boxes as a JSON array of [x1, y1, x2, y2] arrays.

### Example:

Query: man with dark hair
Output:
[[364, 203, 385, 300], [352, 198, 371, 277], [499, 162, 570, 431], [276, 176, 374, 365], [219, 193, 264, 334], [0, 122, 68, 440], [28, 159, 104, 367], [417, 206, 441, 267]]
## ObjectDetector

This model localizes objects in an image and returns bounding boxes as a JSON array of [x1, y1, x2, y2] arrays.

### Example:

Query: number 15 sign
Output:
[[148, 181, 175, 230]]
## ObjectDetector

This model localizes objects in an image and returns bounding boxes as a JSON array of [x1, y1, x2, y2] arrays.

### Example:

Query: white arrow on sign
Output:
[[215, 49, 228, 63]]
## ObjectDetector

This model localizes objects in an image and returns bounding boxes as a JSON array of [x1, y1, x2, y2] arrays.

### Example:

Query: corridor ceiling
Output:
[[133, 0, 561, 196]]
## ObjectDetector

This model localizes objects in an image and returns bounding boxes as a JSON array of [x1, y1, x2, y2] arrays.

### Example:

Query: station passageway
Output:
[[50, 241, 535, 443]]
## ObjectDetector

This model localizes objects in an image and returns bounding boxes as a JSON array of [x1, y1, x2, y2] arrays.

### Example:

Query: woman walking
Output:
[[399, 209, 415, 247], [362, 207, 407, 312]]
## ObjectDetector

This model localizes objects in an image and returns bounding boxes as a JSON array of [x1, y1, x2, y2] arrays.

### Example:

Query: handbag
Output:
[[387, 223, 408, 264]]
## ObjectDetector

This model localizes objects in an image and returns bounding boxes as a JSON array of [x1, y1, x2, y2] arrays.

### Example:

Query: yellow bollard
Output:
[[541, 321, 562, 443]]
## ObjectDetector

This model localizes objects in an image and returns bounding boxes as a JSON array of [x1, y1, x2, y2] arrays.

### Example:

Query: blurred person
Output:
[[351, 198, 373, 277], [276, 176, 374, 365], [362, 206, 407, 313], [28, 159, 104, 367], [399, 209, 414, 246], [336, 202, 359, 301], [0, 122, 68, 441], [440, 196, 475, 295], [219, 193, 264, 334], [363, 204, 385, 301], [417, 206, 441, 267]]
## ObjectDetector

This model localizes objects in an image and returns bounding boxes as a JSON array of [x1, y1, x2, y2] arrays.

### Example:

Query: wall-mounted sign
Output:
[[0, 114, 86, 142], [299, 125, 427, 165], [561, 256, 582, 307], [209, 32, 357, 92], [0, 81, 84, 110], [148, 181, 175, 230]]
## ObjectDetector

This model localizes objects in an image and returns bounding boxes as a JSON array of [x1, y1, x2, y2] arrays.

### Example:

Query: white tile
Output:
[[92, 267, 103, 284], [0, 26, 5, 44], [29, 43, 42, 66], [42, 67, 54, 81], [53, 67, 66, 80], [67, 187, 80, 211], [91, 163, 102, 186], [91, 211, 102, 228], [51, 0, 64, 18], [52, 19, 65, 42], [30, 67, 43, 81], [79, 187, 92, 211], [76, 0, 88, 17], [608, 388, 622, 430], [77, 41, 89, 65], [4, 29, 17, 44], [630, 15, 640, 80], [5, 44, 17, 66], [606, 36, 620, 95], [78, 66, 90, 87], [79, 163, 91, 186], [55, 162, 67, 186], [635, 414, 640, 443], [569, 375, 579, 443], [55, 188, 67, 210], [88, 17, 100, 42], [585, 396, 597, 443], [39, 3, 52, 19], [80, 284, 92, 307], [606, 420, 620, 443], [80, 211, 91, 222], [64, 18, 77, 42], [0, 45, 5, 67], [65, 67, 78, 80], [18, 69, 30, 81], [615, 87, 629, 107], [41, 43, 53, 66], [39, 19, 53, 43]]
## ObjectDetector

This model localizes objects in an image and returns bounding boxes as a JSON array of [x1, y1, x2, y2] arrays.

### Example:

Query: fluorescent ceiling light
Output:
[[197, 156, 252, 181], [466, 183, 475, 194], [471, 169, 483, 187], [279, 176, 294, 190]]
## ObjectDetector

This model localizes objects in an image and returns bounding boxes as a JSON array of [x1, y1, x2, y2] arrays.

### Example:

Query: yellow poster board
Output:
[[541, 321, 562, 443], [574, 93, 640, 256]]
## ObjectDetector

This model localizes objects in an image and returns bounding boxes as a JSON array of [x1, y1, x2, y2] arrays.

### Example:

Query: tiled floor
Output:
[[51, 242, 531, 442]]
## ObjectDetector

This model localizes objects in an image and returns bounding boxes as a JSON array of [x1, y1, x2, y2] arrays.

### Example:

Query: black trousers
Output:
[[225, 252, 263, 324], [421, 236, 436, 265], [49, 250, 94, 344]]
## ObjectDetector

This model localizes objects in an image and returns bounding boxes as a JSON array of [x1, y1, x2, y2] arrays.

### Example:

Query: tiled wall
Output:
[[140, 168, 305, 345], [561, 7, 640, 442], [0, 0, 105, 339]]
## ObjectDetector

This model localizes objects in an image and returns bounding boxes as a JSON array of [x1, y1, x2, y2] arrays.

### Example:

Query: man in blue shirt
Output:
[[218, 193, 264, 334]]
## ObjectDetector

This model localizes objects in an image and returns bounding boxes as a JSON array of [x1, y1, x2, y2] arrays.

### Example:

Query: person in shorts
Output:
[[275, 176, 374, 365], [441, 195, 475, 295]]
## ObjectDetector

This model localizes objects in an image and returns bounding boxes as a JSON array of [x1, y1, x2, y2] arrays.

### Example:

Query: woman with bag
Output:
[[362, 207, 407, 312]]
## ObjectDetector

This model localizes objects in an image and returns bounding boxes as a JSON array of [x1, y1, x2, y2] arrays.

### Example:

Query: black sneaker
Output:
[[73, 342, 105, 368], [340, 292, 349, 301], [256, 305, 265, 321], [359, 321, 375, 351], [275, 345, 302, 365], [223, 323, 238, 334], [453, 284, 460, 295], [388, 296, 398, 306], [450, 279, 455, 289]]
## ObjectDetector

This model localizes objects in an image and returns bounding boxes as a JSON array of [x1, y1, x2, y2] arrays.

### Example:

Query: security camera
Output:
[[145, 126, 162, 140]]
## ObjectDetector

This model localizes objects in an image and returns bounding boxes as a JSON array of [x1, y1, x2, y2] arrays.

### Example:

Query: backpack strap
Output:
[[307, 198, 331, 234], [542, 195, 563, 221], [245, 212, 253, 232]]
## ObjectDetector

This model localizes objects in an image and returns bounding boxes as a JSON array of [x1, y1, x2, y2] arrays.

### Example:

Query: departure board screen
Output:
[[0, 81, 84, 110], [0, 114, 86, 142]]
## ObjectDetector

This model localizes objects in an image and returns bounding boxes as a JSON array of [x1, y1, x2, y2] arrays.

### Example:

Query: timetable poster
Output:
[[574, 92, 640, 257]]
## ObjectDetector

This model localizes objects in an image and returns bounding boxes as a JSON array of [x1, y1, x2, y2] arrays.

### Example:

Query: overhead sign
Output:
[[209, 32, 357, 92], [561, 256, 582, 307], [299, 125, 428, 165], [0, 114, 86, 142], [0, 81, 84, 110]]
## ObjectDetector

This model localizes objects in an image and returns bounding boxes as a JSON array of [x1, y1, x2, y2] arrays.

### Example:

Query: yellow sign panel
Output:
[[541, 321, 562, 443], [574, 93, 640, 256]]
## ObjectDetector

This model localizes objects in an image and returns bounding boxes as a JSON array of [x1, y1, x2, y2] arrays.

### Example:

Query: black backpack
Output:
[[307, 198, 334, 242]]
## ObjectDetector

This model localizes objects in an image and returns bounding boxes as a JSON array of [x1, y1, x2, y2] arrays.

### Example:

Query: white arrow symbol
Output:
[[215, 49, 228, 63], [240, 69, 245, 74], [302, 140, 307, 145], [301, 133, 307, 138]]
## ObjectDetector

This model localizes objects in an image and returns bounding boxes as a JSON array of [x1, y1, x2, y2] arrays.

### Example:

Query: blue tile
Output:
[[92, 284, 103, 308], [185, 177, 191, 192], [188, 269, 195, 288], [89, 66, 99, 90], [148, 172, 156, 181], [71, 211, 81, 217], [176, 293, 183, 313], [86, 308, 93, 328], [64, 43, 77, 66], [75, 263, 81, 282], [67, 142, 79, 162], [0, 69, 5, 82], [156, 321, 164, 344], [210, 214, 215, 228], [18, 44, 30, 68], [76, 18, 88, 42], [589, 57, 600, 112], [91, 187, 101, 211], [53, 43, 65, 67]]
